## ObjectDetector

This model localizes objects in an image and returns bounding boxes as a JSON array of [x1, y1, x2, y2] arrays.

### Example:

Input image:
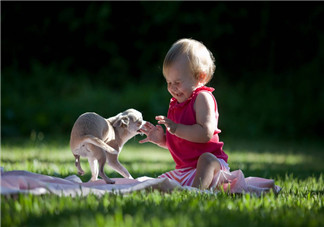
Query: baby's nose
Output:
[[169, 85, 177, 93]]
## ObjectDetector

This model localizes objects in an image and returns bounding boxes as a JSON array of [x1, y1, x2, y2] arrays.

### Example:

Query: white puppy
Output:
[[70, 109, 146, 184]]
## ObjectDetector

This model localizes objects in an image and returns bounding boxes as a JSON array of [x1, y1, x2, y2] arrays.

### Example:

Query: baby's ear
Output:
[[199, 72, 207, 83], [113, 116, 129, 128]]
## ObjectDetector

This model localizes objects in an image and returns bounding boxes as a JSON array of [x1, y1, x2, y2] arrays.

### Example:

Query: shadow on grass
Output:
[[222, 137, 324, 155], [3, 191, 322, 227]]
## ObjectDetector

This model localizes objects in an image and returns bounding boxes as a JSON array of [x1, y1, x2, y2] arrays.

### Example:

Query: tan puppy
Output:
[[70, 109, 146, 184]]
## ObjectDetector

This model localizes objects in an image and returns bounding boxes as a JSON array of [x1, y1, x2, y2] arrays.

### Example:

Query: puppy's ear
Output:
[[120, 117, 129, 127], [113, 116, 129, 128]]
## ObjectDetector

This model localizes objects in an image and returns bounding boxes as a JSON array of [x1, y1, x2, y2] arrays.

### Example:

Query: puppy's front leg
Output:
[[106, 153, 133, 179], [98, 156, 115, 184], [74, 154, 85, 176]]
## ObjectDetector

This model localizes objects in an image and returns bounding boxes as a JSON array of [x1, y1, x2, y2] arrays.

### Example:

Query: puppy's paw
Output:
[[105, 178, 115, 184], [78, 170, 85, 176], [90, 177, 98, 182]]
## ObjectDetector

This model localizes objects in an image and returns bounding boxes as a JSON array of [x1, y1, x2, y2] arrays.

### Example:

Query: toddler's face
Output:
[[164, 55, 200, 103]]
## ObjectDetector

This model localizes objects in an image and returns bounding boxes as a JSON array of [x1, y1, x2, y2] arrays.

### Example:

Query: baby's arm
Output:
[[157, 92, 216, 143], [139, 121, 168, 148]]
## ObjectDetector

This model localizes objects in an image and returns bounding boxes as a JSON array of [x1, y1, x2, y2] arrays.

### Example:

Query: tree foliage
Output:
[[2, 1, 324, 140]]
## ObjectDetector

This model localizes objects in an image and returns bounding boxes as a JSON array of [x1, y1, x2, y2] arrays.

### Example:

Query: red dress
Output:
[[166, 86, 228, 169], [159, 86, 229, 186]]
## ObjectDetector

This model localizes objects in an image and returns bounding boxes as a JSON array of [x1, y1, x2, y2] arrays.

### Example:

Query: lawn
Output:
[[1, 137, 323, 227]]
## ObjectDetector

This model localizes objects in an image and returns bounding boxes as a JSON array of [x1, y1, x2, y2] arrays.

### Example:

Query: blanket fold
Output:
[[0, 168, 281, 197]]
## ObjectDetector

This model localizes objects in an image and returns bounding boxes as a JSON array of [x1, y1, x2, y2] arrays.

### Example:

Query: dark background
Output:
[[2, 1, 324, 142]]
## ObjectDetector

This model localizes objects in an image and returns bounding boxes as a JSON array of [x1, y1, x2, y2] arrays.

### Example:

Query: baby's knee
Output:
[[198, 153, 220, 167]]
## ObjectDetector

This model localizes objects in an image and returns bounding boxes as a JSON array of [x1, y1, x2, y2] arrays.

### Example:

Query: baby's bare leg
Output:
[[192, 153, 221, 190]]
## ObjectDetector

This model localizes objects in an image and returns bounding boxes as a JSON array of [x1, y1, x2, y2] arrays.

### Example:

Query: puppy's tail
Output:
[[81, 135, 118, 154]]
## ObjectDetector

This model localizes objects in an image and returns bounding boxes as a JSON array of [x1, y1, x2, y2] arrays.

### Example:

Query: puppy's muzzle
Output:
[[137, 120, 147, 136]]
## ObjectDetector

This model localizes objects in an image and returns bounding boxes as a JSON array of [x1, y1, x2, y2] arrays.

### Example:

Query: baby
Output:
[[140, 38, 229, 190]]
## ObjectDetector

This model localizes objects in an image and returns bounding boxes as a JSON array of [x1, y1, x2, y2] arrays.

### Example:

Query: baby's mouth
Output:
[[174, 93, 183, 99], [172, 91, 182, 97]]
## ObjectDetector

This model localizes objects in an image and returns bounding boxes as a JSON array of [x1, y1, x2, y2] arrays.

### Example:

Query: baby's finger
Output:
[[139, 137, 149, 144], [157, 119, 165, 125], [158, 120, 170, 126], [155, 115, 166, 121], [146, 121, 155, 127], [143, 121, 154, 130]]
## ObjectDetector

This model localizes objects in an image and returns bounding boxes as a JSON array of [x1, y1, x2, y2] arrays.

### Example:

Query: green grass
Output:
[[1, 137, 324, 227]]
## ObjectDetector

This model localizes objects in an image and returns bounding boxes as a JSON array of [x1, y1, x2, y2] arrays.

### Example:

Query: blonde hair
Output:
[[163, 38, 216, 85]]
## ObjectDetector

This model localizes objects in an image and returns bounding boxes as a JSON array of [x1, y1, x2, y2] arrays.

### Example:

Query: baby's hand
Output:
[[156, 116, 177, 135], [139, 121, 165, 145]]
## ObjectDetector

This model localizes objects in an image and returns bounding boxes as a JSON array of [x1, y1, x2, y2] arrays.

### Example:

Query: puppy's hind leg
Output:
[[74, 154, 85, 176], [88, 157, 99, 182], [90, 145, 115, 184]]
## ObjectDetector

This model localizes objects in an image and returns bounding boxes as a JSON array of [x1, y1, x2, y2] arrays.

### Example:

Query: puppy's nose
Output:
[[140, 120, 147, 129], [137, 121, 147, 135]]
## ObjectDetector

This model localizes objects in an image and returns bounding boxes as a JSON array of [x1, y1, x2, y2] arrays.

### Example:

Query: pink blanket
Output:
[[0, 168, 281, 197]]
